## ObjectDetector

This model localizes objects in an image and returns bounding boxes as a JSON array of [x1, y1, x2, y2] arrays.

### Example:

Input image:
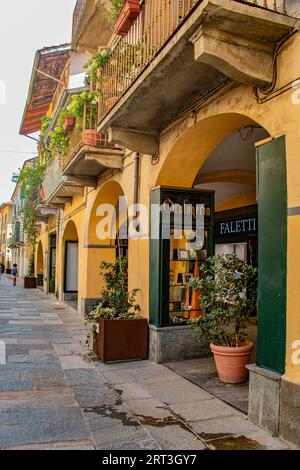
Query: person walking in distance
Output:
[[0, 263, 3, 281], [12, 264, 18, 286]]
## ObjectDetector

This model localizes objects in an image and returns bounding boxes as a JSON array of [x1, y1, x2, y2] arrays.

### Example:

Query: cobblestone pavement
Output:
[[0, 275, 289, 450]]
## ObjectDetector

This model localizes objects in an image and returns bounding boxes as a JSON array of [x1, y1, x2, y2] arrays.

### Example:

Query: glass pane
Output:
[[169, 229, 209, 325]]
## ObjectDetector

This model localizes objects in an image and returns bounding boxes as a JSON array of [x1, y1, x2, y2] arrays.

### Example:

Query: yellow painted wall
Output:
[[34, 32, 300, 385], [0, 204, 13, 267]]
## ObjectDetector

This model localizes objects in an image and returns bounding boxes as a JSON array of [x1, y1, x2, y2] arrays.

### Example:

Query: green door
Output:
[[256, 136, 287, 374]]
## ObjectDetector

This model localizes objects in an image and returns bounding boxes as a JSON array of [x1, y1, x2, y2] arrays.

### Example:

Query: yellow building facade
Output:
[[20, 1, 300, 446], [0, 202, 13, 272]]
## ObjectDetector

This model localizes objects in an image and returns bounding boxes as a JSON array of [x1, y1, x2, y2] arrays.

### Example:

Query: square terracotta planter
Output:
[[115, 0, 142, 36], [24, 277, 37, 289], [83, 129, 100, 147], [63, 116, 75, 131], [93, 317, 148, 363]]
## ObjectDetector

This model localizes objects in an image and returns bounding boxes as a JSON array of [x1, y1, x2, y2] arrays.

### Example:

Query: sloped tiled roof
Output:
[[20, 44, 71, 135]]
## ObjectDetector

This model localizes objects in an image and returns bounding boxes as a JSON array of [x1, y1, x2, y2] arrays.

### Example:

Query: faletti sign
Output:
[[216, 217, 257, 238]]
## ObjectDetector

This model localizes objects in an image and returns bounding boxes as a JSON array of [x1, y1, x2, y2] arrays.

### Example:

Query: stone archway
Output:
[[36, 241, 44, 287], [153, 111, 287, 377], [81, 180, 126, 314], [61, 220, 79, 303]]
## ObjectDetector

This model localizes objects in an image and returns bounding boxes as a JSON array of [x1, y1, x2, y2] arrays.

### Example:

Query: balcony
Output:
[[42, 157, 85, 209], [97, 0, 299, 154], [61, 132, 124, 181], [60, 105, 124, 181], [43, 130, 124, 205], [12, 221, 24, 246], [72, 0, 112, 53]]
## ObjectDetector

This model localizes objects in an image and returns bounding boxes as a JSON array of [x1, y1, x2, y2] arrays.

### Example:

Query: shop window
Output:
[[150, 187, 214, 327]]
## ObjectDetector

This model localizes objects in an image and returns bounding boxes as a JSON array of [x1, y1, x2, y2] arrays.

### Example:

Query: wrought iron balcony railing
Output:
[[97, 0, 288, 123], [42, 157, 64, 202]]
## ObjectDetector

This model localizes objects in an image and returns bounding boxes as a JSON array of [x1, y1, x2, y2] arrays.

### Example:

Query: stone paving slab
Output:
[[0, 275, 290, 450]]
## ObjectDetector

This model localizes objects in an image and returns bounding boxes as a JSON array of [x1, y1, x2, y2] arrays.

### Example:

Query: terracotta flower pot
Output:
[[83, 129, 100, 147], [63, 116, 75, 131], [210, 341, 254, 384], [115, 0, 142, 36]]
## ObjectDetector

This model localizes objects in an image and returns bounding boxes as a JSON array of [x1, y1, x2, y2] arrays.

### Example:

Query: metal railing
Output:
[[61, 104, 114, 170], [72, 0, 88, 43], [61, 133, 112, 170], [42, 157, 63, 202], [97, 0, 288, 122]]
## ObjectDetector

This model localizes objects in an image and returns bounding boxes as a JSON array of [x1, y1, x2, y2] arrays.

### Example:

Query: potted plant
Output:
[[114, 0, 142, 36], [49, 276, 56, 293], [24, 256, 37, 289], [82, 256, 148, 362], [63, 115, 75, 131], [83, 129, 101, 147], [190, 254, 257, 384], [67, 91, 100, 147]]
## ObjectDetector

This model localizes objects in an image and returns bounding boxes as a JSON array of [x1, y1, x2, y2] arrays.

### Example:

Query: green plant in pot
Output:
[[49, 276, 56, 293], [24, 255, 37, 289], [82, 256, 148, 363], [190, 254, 257, 384]]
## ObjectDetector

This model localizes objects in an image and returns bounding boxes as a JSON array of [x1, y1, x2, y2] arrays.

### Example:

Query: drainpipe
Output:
[[134, 153, 141, 206]]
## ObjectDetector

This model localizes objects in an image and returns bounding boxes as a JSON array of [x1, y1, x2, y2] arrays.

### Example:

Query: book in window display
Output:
[[169, 230, 210, 324]]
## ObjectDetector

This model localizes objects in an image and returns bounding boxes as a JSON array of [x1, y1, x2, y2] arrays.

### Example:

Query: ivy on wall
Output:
[[18, 160, 48, 247]]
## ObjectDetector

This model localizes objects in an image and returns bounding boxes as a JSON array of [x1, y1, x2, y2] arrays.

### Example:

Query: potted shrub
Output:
[[67, 91, 100, 146], [49, 276, 56, 293], [24, 257, 37, 289], [24, 276, 37, 289], [83, 256, 148, 362], [114, 0, 142, 36], [190, 254, 257, 384]]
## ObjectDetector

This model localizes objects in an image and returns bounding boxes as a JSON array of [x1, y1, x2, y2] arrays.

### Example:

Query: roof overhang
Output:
[[20, 44, 71, 135]]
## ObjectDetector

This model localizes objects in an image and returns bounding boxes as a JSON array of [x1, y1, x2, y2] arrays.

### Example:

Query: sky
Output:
[[0, 0, 76, 203]]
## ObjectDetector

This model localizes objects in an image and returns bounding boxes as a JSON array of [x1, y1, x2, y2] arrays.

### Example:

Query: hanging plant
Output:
[[49, 125, 70, 156], [106, 0, 124, 24], [83, 50, 112, 82], [18, 160, 48, 247], [67, 91, 99, 131], [41, 116, 52, 135]]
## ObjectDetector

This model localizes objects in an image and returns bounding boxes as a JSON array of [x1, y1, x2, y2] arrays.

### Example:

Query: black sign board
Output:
[[215, 206, 258, 243]]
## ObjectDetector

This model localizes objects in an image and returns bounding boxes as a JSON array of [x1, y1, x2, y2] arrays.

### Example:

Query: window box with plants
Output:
[[83, 257, 148, 363], [190, 254, 257, 384], [114, 0, 142, 36]]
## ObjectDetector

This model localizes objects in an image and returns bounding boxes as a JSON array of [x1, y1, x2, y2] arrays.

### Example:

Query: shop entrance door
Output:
[[64, 241, 78, 294], [49, 234, 57, 293]]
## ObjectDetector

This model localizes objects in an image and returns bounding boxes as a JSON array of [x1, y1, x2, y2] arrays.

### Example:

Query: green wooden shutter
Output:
[[256, 136, 287, 374]]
